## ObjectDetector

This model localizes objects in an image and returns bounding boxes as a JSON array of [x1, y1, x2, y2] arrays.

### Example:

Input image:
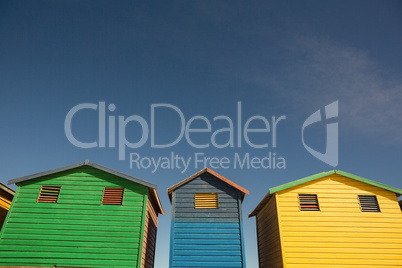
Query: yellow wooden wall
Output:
[[276, 174, 402, 268], [255, 195, 283, 268], [0, 188, 14, 230]]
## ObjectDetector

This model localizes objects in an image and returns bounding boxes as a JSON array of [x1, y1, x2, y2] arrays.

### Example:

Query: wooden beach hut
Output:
[[0, 160, 164, 268], [249, 170, 402, 268], [0, 182, 15, 230], [167, 168, 249, 268]]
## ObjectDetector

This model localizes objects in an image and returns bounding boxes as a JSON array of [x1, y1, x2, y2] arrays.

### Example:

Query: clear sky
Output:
[[1, 1, 402, 267]]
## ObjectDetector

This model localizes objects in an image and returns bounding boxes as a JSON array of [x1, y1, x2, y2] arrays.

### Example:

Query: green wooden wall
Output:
[[0, 166, 148, 267]]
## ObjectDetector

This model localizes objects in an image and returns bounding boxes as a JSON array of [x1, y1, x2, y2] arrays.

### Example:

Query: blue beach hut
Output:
[[167, 168, 249, 267]]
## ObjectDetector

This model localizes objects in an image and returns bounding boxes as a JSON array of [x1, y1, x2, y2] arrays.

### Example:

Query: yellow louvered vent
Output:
[[102, 188, 124, 205], [195, 193, 218, 209], [359, 195, 380, 212], [37, 186, 61, 203]]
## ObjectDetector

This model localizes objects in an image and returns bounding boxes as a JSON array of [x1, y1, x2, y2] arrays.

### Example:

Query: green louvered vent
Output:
[[359, 195, 380, 212], [299, 194, 320, 211], [37, 186, 61, 203]]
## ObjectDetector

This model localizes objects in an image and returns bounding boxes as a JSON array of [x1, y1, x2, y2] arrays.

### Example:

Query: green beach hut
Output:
[[0, 160, 164, 268]]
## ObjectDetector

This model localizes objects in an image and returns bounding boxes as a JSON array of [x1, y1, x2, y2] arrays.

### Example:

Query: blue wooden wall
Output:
[[169, 173, 246, 267]]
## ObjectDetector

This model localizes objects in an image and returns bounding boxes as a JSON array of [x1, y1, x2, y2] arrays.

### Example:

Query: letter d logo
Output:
[[302, 101, 338, 167]]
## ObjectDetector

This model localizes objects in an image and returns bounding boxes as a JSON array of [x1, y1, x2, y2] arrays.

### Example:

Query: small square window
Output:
[[359, 195, 380, 212], [102, 188, 124, 205], [299, 194, 320, 211], [195, 193, 218, 209], [37, 186, 61, 203]]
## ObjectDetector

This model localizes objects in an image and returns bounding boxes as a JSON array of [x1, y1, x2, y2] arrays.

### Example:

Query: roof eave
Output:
[[87, 162, 157, 189], [249, 191, 273, 217], [334, 170, 402, 196], [250, 169, 402, 217], [269, 170, 402, 196], [269, 170, 336, 194], [7, 161, 157, 190], [167, 168, 208, 199], [8, 162, 85, 185], [0, 182, 15, 196], [167, 168, 250, 202], [150, 188, 165, 215]]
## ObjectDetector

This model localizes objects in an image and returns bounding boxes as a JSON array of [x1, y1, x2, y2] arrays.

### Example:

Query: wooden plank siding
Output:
[[0, 188, 14, 231], [170, 173, 246, 268], [0, 166, 148, 268], [141, 190, 159, 268], [276, 174, 402, 268], [255, 195, 283, 268]]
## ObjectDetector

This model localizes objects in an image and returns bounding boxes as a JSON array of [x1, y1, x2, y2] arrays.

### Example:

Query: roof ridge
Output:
[[250, 170, 402, 218], [167, 168, 249, 203], [7, 160, 164, 214]]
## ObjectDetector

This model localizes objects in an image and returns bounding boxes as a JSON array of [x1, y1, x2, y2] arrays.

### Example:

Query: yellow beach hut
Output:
[[249, 170, 402, 268], [0, 182, 15, 230]]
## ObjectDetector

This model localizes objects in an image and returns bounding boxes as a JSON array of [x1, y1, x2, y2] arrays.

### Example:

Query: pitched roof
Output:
[[249, 170, 402, 217], [0, 182, 15, 196], [167, 168, 250, 203], [7, 160, 164, 215]]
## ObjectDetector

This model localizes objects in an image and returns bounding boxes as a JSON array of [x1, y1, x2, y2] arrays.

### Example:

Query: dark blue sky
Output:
[[1, 1, 402, 266]]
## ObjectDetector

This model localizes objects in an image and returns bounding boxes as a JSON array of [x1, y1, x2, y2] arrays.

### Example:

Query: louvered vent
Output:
[[299, 194, 320, 211], [102, 188, 124, 205], [37, 186, 61, 203], [359, 195, 380, 212], [195, 193, 218, 209]]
